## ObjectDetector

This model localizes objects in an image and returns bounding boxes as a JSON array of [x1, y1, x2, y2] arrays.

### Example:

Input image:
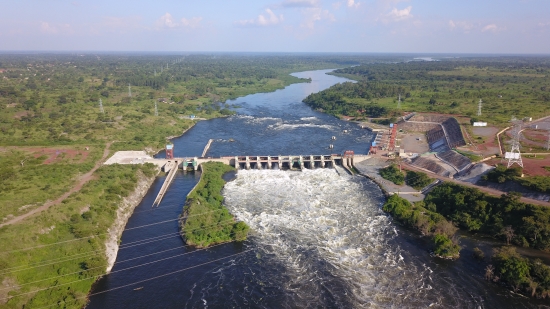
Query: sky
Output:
[[1, 0, 549, 53]]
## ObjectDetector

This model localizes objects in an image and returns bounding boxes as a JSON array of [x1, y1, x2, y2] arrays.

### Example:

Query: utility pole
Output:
[[154, 101, 158, 116], [99, 98, 104, 114], [397, 94, 402, 109], [477, 99, 482, 116]]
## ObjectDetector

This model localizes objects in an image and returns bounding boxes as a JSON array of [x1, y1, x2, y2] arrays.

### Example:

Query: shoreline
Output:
[[104, 170, 158, 273]]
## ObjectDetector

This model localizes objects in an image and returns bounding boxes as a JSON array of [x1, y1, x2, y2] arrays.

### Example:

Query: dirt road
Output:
[[402, 162, 550, 207], [0, 142, 113, 228]]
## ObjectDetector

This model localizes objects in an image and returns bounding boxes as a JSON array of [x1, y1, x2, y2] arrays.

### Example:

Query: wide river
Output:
[[87, 69, 545, 308]]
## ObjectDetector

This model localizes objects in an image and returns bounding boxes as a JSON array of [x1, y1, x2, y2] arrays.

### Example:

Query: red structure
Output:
[[388, 123, 397, 152], [165, 144, 174, 159], [343, 150, 354, 157]]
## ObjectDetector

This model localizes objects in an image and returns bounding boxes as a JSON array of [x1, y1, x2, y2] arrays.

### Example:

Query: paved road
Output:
[[0, 142, 113, 228]]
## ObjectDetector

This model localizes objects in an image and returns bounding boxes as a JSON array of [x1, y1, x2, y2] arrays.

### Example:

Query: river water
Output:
[[87, 69, 546, 308]]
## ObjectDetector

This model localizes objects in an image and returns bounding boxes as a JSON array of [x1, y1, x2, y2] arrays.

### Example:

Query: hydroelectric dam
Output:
[[104, 149, 369, 207]]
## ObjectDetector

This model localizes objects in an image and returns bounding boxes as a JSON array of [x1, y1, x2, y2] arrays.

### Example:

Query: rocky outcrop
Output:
[[104, 170, 158, 273]]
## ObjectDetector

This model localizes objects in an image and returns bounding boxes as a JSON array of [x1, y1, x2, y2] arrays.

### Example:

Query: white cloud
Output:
[[181, 17, 202, 29], [158, 13, 179, 28], [449, 19, 474, 32], [156, 13, 202, 30], [482, 23, 504, 32], [300, 8, 335, 29], [386, 6, 412, 22], [40, 22, 74, 34], [279, 0, 320, 8], [347, 0, 360, 8], [236, 9, 284, 27], [41, 22, 57, 34]]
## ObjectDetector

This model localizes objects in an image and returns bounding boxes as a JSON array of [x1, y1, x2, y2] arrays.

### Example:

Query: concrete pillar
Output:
[[267, 157, 272, 169], [299, 156, 304, 170], [193, 157, 198, 171], [235, 156, 239, 170], [245, 156, 250, 170]]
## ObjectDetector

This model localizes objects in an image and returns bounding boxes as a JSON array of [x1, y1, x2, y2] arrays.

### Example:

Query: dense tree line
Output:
[[383, 194, 460, 258], [425, 183, 550, 250]]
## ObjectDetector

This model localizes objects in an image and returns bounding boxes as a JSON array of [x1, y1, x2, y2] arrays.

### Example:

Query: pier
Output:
[[152, 159, 180, 207]]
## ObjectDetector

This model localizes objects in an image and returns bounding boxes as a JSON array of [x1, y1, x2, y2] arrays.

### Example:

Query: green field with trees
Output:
[[379, 164, 404, 185], [303, 57, 550, 125], [180, 162, 249, 248], [0, 163, 157, 308]]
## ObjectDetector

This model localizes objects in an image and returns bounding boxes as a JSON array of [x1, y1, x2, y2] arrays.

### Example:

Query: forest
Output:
[[303, 57, 550, 124]]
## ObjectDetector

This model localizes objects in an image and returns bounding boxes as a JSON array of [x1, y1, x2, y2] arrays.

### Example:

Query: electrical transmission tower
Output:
[[477, 99, 482, 116], [154, 101, 158, 116], [397, 94, 402, 109], [99, 98, 104, 114], [506, 117, 523, 168], [128, 84, 132, 97]]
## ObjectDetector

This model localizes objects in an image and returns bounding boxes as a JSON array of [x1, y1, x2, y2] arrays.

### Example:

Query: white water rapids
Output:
[[223, 169, 444, 308]]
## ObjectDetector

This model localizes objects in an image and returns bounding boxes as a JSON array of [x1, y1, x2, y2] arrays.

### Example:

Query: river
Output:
[[87, 69, 547, 308]]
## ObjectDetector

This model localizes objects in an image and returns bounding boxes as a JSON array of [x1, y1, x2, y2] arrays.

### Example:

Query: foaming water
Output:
[[222, 169, 440, 308]]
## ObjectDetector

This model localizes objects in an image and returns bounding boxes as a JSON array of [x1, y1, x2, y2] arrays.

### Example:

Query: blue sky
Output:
[[1, 0, 549, 53]]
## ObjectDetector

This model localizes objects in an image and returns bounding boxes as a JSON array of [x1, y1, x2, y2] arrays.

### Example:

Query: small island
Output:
[[179, 162, 250, 248]]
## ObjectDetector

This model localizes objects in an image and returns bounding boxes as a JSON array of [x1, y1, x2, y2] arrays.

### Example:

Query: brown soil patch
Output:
[[484, 157, 550, 177], [0, 146, 90, 164]]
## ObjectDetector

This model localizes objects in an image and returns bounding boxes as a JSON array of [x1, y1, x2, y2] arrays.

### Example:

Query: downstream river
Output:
[[87, 69, 545, 308]]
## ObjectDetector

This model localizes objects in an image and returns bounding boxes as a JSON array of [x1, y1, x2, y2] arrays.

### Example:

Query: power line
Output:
[[0, 218, 236, 275], [0, 241, 232, 292], [35, 250, 251, 309], [1, 209, 229, 254], [3, 248, 252, 303]]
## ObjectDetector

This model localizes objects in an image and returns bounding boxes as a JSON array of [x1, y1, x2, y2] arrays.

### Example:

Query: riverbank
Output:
[[105, 169, 158, 273]]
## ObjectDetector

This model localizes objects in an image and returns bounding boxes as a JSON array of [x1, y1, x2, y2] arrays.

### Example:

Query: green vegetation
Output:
[[180, 162, 249, 248], [0, 147, 102, 220], [482, 164, 523, 183], [405, 170, 433, 190], [379, 164, 404, 185], [0, 163, 157, 308], [425, 183, 550, 250], [482, 164, 550, 194], [488, 247, 550, 298], [382, 195, 460, 259], [302, 57, 550, 124], [454, 149, 483, 162]]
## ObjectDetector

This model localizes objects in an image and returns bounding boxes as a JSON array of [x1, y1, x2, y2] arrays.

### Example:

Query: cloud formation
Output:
[[236, 9, 284, 27], [386, 6, 412, 22], [156, 13, 202, 30], [481, 23, 504, 32], [40, 22, 74, 34], [448, 20, 474, 32], [300, 8, 335, 29], [278, 0, 320, 8], [347, 0, 360, 9]]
